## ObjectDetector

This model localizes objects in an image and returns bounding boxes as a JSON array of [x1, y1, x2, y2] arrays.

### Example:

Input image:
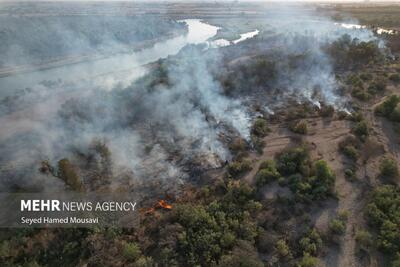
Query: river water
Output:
[[0, 19, 220, 96]]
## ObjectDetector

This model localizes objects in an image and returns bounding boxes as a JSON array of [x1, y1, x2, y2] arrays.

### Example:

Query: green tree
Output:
[[251, 118, 269, 137], [123, 242, 141, 261], [297, 253, 319, 267], [379, 157, 399, 181], [255, 160, 281, 187]]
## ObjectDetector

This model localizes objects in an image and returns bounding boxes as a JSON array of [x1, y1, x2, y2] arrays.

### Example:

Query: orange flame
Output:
[[141, 200, 172, 216], [158, 200, 172, 210]]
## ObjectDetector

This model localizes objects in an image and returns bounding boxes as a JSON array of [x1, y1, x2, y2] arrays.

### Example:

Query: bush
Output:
[[352, 87, 370, 101], [276, 239, 291, 258], [320, 105, 335, 117], [276, 145, 310, 176], [251, 118, 269, 137], [341, 145, 359, 160], [134, 256, 154, 267], [349, 112, 364, 122], [339, 135, 360, 161], [299, 229, 322, 256], [288, 160, 335, 202], [355, 230, 373, 251], [379, 157, 399, 181], [366, 185, 400, 254], [375, 95, 400, 119], [255, 160, 281, 187], [360, 72, 373, 81], [329, 219, 346, 235], [391, 104, 400, 122], [344, 168, 356, 180], [251, 135, 265, 154], [367, 77, 387, 94], [219, 241, 264, 267], [0, 241, 10, 258], [229, 138, 247, 155], [228, 159, 252, 177], [389, 73, 400, 83], [392, 254, 400, 267], [352, 120, 369, 141], [297, 253, 319, 267], [123, 242, 141, 261], [290, 120, 308, 134]]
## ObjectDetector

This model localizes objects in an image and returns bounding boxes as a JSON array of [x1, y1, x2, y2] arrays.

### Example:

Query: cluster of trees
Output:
[[326, 34, 383, 69], [347, 73, 387, 101], [154, 181, 263, 266], [366, 185, 400, 265], [255, 160, 281, 187], [375, 95, 400, 122], [255, 145, 336, 203], [221, 58, 277, 95], [379, 157, 399, 184]]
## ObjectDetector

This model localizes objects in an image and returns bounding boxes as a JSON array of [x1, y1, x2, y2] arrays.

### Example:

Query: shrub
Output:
[[288, 160, 335, 202], [339, 135, 360, 161], [375, 95, 400, 120], [0, 241, 10, 258], [290, 120, 308, 134], [251, 135, 265, 154], [255, 160, 281, 187], [344, 168, 356, 180], [219, 240, 264, 267], [251, 118, 269, 137], [134, 256, 154, 267], [360, 72, 373, 81], [341, 145, 359, 160], [320, 105, 335, 117], [346, 74, 363, 87], [228, 159, 252, 177], [349, 112, 364, 122], [367, 77, 387, 94], [297, 253, 319, 267], [355, 230, 373, 251], [389, 73, 400, 83], [352, 120, 369, 141], [338, 210, 350, 222], [379, 157, 399, 181], [123, 242, 141, 261], [329, 219, 346, 235], [390, 104, 400, 122], [299, 229, 322, 256], [392, 254, 400, 267], [229, 138, 247, 155], [276, 239, 291, 258], [366, 185, 400, 254], [276, 145, 310, 176], [352, 87, 370, 101]]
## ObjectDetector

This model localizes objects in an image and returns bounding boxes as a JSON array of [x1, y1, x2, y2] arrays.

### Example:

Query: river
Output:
[[0, 19, 221, 96]]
